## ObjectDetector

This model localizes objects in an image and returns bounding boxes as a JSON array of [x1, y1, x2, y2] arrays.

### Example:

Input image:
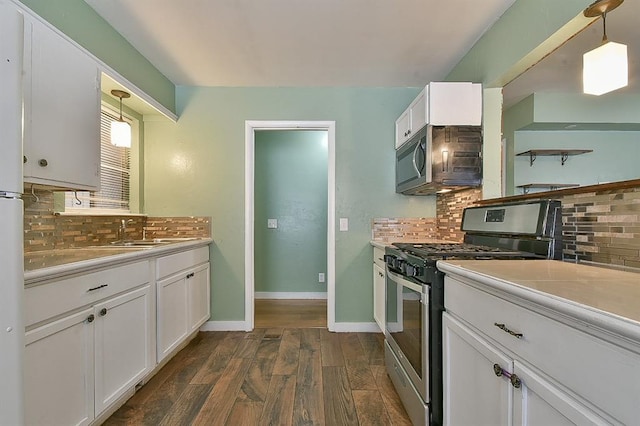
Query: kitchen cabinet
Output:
[[94, 286, 153, 414], [395, 82, 482, 148], [24, 307, 95, 426], [156, 246, 210, 362], [372, 246, 385, 332], [443, 273, 637, 425], [23, 14, 101, 190], [24, 260, 153, 425]]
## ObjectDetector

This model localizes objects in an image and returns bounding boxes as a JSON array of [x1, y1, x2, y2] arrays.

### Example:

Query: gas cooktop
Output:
[[392, 242, 541, 259]]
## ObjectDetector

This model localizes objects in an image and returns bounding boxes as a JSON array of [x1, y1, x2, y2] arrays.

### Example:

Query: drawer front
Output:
[[25, 260, 151, 327], [373, 247, 385, 268], [156, 246, 209, 279], [445, 275, 640, 425]]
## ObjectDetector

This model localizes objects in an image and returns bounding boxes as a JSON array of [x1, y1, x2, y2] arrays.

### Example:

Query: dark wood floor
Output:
[[255, 299, 327, 328], [104, 303, 412, 425]]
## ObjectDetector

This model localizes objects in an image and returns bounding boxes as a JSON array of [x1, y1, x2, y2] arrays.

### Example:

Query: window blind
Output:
[[92, 108, 131, 210]]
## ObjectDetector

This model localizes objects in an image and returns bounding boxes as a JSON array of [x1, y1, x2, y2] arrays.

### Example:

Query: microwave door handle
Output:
[[412, 142, 422, 178]]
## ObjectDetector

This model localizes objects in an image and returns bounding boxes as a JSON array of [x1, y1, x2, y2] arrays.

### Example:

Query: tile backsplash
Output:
[[23, 188, 211, 253]]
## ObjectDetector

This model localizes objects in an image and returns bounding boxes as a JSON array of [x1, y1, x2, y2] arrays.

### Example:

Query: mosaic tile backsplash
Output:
[[23, 188, 211, 253]]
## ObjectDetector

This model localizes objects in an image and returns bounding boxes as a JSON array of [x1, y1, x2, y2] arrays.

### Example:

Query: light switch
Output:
[[318, 273, 325, 283], [267, 218, 278, 229], [339, 218, 349, 231]]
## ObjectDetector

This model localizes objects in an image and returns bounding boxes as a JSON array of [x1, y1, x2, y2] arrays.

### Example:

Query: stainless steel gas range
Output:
[[383, 199, 562, 426]]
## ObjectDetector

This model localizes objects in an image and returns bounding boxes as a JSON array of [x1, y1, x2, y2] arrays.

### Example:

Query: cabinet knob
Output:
[[493, 363, 503, 377], [87, 314, 95, 323], [38, 159, 48, 167], [99, 308, 108, 317], [23, 156, 27, 164], [510, 374, 522, 389], [186, 272, 195, 279]]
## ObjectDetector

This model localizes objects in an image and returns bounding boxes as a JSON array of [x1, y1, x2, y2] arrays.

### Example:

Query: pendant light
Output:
[[110, 89, 132, 148], [582, 0, 628, 96]]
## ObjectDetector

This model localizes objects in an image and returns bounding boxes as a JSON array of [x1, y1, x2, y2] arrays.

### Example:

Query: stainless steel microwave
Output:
[[395, 125, 483, 195]]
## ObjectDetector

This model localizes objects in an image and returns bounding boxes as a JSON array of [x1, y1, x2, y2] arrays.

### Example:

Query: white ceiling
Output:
[[85, 0, 515, 88], [504, 0, 639, 108]]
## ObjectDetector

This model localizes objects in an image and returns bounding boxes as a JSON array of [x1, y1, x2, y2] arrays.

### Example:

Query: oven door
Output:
[[385, 268, 429, 402]]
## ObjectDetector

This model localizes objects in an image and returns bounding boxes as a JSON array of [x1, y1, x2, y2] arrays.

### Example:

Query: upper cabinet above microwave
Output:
[[395, 82, 482, 149]]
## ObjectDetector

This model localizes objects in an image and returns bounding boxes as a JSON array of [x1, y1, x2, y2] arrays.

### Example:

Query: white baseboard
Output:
[[200, 321, 250, 331], [332, 322, 382, 333], [255, 292, 327, 300]]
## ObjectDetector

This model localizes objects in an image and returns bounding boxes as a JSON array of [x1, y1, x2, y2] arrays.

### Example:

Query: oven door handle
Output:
[[386, 269, 425, 296]]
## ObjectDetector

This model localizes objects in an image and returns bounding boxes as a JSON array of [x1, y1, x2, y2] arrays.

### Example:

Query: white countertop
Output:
[[437, 259, 640, 341], [24, 238, 213, 285]]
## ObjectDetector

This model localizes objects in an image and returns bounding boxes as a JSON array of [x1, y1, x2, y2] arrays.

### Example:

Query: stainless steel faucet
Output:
[[119, 219, 134, 243]]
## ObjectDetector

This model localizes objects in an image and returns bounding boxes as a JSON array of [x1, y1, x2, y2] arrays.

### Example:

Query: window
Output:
[[61, 104, 133, 214]]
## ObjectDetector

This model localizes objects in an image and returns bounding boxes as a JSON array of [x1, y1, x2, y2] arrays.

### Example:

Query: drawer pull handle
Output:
[[99, 308, 108, 317], [86, 314, 95, 323], [492, 364, 522, 389], [186, 272, 195, 279], [494, 322, 523, 339], [87, 284, 108, 292]]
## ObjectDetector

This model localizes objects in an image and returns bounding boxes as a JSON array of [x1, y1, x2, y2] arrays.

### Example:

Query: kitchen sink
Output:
[[108, 238, 200, 247]]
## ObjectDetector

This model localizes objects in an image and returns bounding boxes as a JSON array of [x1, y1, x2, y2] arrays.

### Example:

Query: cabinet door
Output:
[[428, 82, 482, 126], [513, 361, 610, 426], [409, 89, 427, 134], [24, 308, 95, 426], [157, 273, 189, 362], [94, 285, 153, 415], [443, 313, 513, 426], [188, 263, 211, 332], [395, 107, 411, 148], [23, 15, 100, 190], [373, 263, 385, 332]]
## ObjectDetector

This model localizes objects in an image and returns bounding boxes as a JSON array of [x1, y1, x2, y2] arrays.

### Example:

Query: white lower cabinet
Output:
[[443, 313, 512, 426], [25, 308, 95, 426], [156, 247, 211, 362], [372, 246, 385, 332], [24, 261, 153, 425], [443, 275, 631, 426], [94, 286, 153, 414]]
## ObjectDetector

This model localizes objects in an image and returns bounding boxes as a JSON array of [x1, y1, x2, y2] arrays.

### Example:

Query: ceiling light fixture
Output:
[[110, 89, 132, 148], [582, 0, 627, 96]]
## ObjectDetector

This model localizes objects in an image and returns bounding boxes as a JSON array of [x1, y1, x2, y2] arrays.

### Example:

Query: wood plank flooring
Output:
[[104, 329, 412, 425], [254, 299, 327, 328]]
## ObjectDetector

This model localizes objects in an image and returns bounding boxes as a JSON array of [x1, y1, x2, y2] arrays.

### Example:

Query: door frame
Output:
[[244, 120, 336, 331]]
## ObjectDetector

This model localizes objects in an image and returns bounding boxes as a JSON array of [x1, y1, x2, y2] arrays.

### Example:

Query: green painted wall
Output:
[[254, 130, 328, 294], [514, 130, 640, 191], [143, 86, 436, 323], [445, 0, 593, 198], [17, 0, 175, 113]]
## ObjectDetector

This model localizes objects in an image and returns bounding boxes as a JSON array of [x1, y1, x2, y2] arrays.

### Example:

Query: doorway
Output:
[[244, 121, 336, 331]]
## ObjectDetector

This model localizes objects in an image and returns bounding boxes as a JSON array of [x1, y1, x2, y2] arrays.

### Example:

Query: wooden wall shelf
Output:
[[516, 149, 593, 166]]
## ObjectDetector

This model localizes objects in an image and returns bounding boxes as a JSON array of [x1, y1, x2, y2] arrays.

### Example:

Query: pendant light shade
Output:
[[582, 0, 628, 96], [583, 41, 628, 95], [110, 89, 131, 148]]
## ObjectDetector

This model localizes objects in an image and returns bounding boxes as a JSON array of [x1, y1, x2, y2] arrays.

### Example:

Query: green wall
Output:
[[143, 86, 436, 324], [254, 130, 328, 294], [18, 0, 175, 113], [513, 130, 640, 192]]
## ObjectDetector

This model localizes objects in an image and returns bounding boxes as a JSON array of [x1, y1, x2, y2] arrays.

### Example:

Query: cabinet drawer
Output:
[[445, 276, 640, 425], [25, 260, 151, 327], [156, 246, 209, 279], [373, 247, 385, 268]]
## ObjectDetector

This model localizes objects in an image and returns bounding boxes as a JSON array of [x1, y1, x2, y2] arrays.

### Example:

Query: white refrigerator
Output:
[[0, 1, 25, 424]]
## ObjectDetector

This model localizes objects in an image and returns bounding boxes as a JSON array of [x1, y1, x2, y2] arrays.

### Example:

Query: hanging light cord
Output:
[[118, 96, 124, 121], [601, 11, 609, 43]]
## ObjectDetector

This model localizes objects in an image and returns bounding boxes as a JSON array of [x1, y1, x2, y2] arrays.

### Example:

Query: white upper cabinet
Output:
[[23, 15, 100, 190], [395, 82, 482, 148]]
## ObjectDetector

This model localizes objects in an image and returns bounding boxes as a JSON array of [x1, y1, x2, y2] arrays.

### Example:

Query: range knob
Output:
[[405, 264, 417, 277]]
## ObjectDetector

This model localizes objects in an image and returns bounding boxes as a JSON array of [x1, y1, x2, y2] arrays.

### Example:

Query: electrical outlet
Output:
[[339, 218, 349, 231], [318, 273, 325, 283], [267, 218, 278, 229]]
